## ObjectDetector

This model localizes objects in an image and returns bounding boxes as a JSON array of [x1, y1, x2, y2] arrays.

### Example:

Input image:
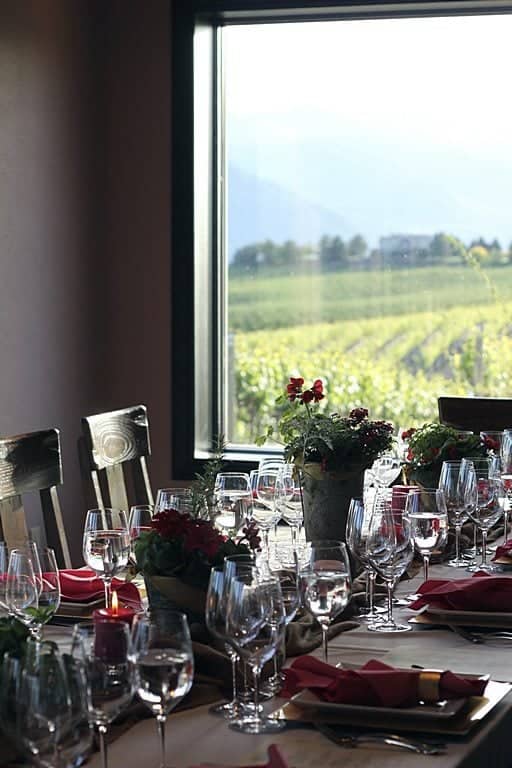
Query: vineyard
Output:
[[229, 265, 512, 443]]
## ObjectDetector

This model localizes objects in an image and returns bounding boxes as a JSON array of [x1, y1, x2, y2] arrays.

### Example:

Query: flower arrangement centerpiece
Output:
[[402, 422, 491, 488], [135, 508, 259, 630], [258, 376, 394, 541]]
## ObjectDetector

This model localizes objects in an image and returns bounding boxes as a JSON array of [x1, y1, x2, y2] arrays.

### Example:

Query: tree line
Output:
[[231, 233, 512, 272]]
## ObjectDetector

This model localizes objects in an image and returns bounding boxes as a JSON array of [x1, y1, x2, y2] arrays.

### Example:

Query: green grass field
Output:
[[228, 263, 512, 443]]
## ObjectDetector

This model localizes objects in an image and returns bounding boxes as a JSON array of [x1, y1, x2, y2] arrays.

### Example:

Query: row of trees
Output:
[[231, 233, 512, 271]]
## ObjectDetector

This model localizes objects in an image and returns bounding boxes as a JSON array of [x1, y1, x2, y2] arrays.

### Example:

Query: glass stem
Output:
[[98, 724, 108, 768], [230, 654, 238, 705], [504, 508, 509, 542], [156, 714, 166, 768], [473, 524, 478, 552], [386, 580, 394, 625], [103, 578, 112, 608], [368, 570, 376, 615], [481, 529, 488, 567], [455, 525, 461, 565], [321, 623, 329, 663], [291, 525, 298, 550], [252, 666, 262, 724], [423, 554, 429, 582]]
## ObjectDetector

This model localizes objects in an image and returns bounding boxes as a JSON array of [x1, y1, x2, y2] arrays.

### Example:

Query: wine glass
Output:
[[213, 473, 252, 534], [275, 465, 303, 551], [15, 640, 93, 768], [372, 456, 402, 487], [83, 508, 130, 608], [32, 547, 61, 636], [438, 461, 469, 568], [250, 469, 281, 562], [226, 574, 286, 734], [131, 610, 194, 768], [366, 493, 414, 633], [129, 504, 154, 565], [6, 549, 39, 634], [500, 430, 512, 542], [154, 488, 194, 516], [205, 566, 242, 719], [346, 497, 386, 622], [72, 618, 134, 768], [301, 540, 351, 662], [405, 488, 448, 582], [460, 457, 502, 573]]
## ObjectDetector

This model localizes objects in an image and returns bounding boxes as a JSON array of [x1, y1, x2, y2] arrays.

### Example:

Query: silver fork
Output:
[[315, 723, 446, 755]]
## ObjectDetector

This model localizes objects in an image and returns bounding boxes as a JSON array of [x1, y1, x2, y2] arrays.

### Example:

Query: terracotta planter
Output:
[[301, 463, 368, 542]]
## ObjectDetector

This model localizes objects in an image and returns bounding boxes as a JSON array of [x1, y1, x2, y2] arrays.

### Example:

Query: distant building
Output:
[[379, 234, 433, 256]]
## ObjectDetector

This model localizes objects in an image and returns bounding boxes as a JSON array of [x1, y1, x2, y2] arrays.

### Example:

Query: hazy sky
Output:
[[225, 14, 512, 151]]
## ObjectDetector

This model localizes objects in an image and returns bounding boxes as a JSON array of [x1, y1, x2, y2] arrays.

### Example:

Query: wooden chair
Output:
[[438, 396, 512, 433], [80, 404, 154, 513], [0, 428, 71, 568]]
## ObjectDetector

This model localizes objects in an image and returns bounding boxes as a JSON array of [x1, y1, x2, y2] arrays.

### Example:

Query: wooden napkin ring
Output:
[[418, 669, 443, 703]]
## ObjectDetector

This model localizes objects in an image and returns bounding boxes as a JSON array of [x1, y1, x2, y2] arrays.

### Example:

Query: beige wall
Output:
[[0, 1, 172, 563]]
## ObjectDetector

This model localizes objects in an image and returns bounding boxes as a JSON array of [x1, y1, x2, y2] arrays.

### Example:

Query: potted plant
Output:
[[135, 510, 260, 634], [257, 376, 394, 541], [402, 422, 491, 488]]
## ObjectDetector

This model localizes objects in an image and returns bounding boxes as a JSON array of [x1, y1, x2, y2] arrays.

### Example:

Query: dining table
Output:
[[78, 546, 512, 768]]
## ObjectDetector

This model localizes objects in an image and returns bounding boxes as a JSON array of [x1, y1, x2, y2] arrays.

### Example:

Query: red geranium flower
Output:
[[151, 509, 190, 539], [311, 379, 325, 402], [349, 407, 369, 423], [286, 377, 304, 401]]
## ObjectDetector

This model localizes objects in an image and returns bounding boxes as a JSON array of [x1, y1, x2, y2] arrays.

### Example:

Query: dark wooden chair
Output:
[[438, 396, 512, 433], [0, 428, 71, 567], [80, 404, 154, 512]]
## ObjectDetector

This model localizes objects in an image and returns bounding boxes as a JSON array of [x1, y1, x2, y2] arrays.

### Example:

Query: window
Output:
[[171, 1, 512, 479]]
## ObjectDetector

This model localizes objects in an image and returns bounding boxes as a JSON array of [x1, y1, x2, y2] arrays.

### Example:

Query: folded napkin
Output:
[[408, 574, 512, 612], [59, 569, 142, 611], [190, 745, 289, 768], [281, 657, 486, 707], [493, 539, 512, 562]]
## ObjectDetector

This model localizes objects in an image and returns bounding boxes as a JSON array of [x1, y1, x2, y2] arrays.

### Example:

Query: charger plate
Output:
[[271, 679, 512, 736], [409, 606, 512, 629]]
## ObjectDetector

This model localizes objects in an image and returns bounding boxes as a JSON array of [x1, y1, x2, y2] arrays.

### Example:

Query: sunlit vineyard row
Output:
[[231, 301, 512, 444]]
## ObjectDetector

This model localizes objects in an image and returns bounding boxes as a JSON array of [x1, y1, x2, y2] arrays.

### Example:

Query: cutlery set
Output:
[[314, 723, 446, 755]]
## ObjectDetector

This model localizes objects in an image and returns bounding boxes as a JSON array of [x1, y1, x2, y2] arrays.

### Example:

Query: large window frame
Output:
[[170, 0, 512, 480]]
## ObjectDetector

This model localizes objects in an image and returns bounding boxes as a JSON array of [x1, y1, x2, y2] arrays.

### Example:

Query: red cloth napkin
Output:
[[189, 745, 288, 768], [408, 574, 512, 612], [493, 539, 512, 561], [59, 569, 142, 611], [281, 657, 486, 707]]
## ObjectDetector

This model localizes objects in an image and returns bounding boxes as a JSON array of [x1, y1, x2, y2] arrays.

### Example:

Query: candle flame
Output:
[[112, 590, 119, 615]]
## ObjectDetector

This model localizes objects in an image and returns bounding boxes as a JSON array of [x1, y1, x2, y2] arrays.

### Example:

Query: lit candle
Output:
[[93, 589, 136, 626]]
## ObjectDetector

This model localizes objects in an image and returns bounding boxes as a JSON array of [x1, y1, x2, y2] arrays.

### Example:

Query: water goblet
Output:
[[83, 508, 130, 608], [301, 540, 352, 662], [154, 488, 194, 516], [405, 487, 448, 582], [0, 541, 9, 614], [6, 550, 39, 635], [131, 610, 194, 768], [275, 465, 303, 551], [250, 469, 281, 562], [346, 497, 386, 621]]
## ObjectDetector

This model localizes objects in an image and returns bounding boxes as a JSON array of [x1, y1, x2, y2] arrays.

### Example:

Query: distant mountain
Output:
[[228, 126, 512, 254], [228, 165, 351, 259]]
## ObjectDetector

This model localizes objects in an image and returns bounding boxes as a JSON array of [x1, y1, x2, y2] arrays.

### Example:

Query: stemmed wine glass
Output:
[[205, 566, 244, 719], [154, 488, 194, 516], [7, 640, 92, 768], [83, 508, 130, 608], [6, 550, 39, 634], [405, 488, 448, 582], [226, 573, 286, 734], [500, 430, 512, 542], [460, 457, 502, 573], [0, 541, 10, 614], [438, 461, 469, 568], [213, 473, 252, 535], [131, 610, 194, 768], [72, 618, 134, 768], [346, 497, 385, 622], [301, 540, 352, 662], [366, 491, 414, 633], [250, 469, 281, 563], [275, 465, 303, 551], [129, 504, 154, 565]]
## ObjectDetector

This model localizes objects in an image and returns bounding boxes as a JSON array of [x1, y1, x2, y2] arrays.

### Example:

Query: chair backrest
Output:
[[438, 396, 512, 432], [80, 404, 154, 513], [0, 428, 71, 567]]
